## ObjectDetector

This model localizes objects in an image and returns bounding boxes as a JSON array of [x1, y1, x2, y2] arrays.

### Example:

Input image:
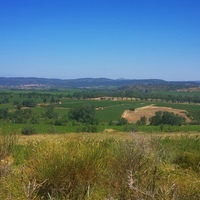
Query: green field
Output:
[[1, 89, 200, 134]]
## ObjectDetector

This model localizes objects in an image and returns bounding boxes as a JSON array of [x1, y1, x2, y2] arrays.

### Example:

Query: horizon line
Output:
[[0, 76, 199, 82]]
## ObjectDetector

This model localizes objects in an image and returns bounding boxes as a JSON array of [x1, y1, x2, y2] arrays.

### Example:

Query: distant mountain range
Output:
[[0, 77, 199, 88]]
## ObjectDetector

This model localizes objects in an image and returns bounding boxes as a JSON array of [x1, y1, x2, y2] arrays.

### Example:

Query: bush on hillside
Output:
[[149, 111, 186, 126], [21, 127, 37, 135]]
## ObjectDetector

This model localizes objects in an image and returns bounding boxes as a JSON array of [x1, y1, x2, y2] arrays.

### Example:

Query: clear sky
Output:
[[0, 0, 200, 81]]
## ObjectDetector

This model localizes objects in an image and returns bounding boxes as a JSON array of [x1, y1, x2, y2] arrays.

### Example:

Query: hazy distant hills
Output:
[[0, 77, 199, 88]]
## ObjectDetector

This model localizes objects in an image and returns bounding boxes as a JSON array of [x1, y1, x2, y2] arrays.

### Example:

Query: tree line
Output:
[[1, 89, 200, 104]]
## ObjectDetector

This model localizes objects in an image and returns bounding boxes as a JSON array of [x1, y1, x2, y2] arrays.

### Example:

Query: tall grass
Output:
[[0, 132, 18, 160], [27, 138, 107, 199], [0, 134, 200, 199], [0, 132, 18, 194], [156, 135, 200, 173]]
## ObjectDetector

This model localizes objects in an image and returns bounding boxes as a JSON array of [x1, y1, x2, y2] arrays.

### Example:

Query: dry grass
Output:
[[18, 132, 135, 144], [1, 132, 200, 199], [18, 131, 200, 145]]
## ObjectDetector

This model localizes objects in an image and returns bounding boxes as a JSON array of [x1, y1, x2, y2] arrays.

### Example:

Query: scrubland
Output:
[[0, 132, 200, 199]]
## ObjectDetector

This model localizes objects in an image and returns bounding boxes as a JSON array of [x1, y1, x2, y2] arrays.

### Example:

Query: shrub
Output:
[[54, 119, 65, 126], [136, 116, 147, 125], [0, 108, 9, 119], [27, 139, 107, 199], [45, 106, 58, 119], [22, 99, 36, 107], [77, 125, 98, 133], [21, 127, 37, 135], [104, 140, 157, 199], [117, 118, 128, 125]]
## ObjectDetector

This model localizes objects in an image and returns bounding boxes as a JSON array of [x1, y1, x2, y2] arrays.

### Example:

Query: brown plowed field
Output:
[[122, 105, 191, 124]]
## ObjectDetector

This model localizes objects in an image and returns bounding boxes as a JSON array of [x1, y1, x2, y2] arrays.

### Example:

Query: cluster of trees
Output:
[[0, 92, 13, 98], [0, 106, 39, 124], [18, 92, 56, 98], [0, 98, 9, 104], [13, 99, 37, 110], [68, 104, 98, 125], [21, 99, 37, 107], [0, 91, 62, 105], [63, 90, 200, 104], [1, 88, 200, 106], [109, 118, 128, 126], [0, 108, 37, 123], [149, 111, 186, 126], [0, 103, 99, 132], [124, 92, 200, 103], [119, 83, 199, 92], [68, 104, 98, 132]]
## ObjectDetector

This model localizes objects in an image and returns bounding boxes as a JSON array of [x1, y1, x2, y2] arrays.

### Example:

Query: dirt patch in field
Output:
[[103, 129, 115, 133], [122, 105, 191, 124]]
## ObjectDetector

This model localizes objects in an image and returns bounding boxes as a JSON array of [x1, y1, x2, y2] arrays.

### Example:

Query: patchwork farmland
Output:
[[0, 85, 200, 199]]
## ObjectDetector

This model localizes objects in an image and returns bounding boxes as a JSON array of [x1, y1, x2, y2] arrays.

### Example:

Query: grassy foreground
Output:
[[0, 132, 200, 199]]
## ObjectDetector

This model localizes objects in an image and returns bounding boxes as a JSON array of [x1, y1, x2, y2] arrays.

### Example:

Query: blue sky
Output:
[[0, 0, 200, 81]]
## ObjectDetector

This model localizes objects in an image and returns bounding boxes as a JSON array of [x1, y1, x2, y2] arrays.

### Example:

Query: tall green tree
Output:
[[69, 104, 98, 124], [45, 106, 58, 119]]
